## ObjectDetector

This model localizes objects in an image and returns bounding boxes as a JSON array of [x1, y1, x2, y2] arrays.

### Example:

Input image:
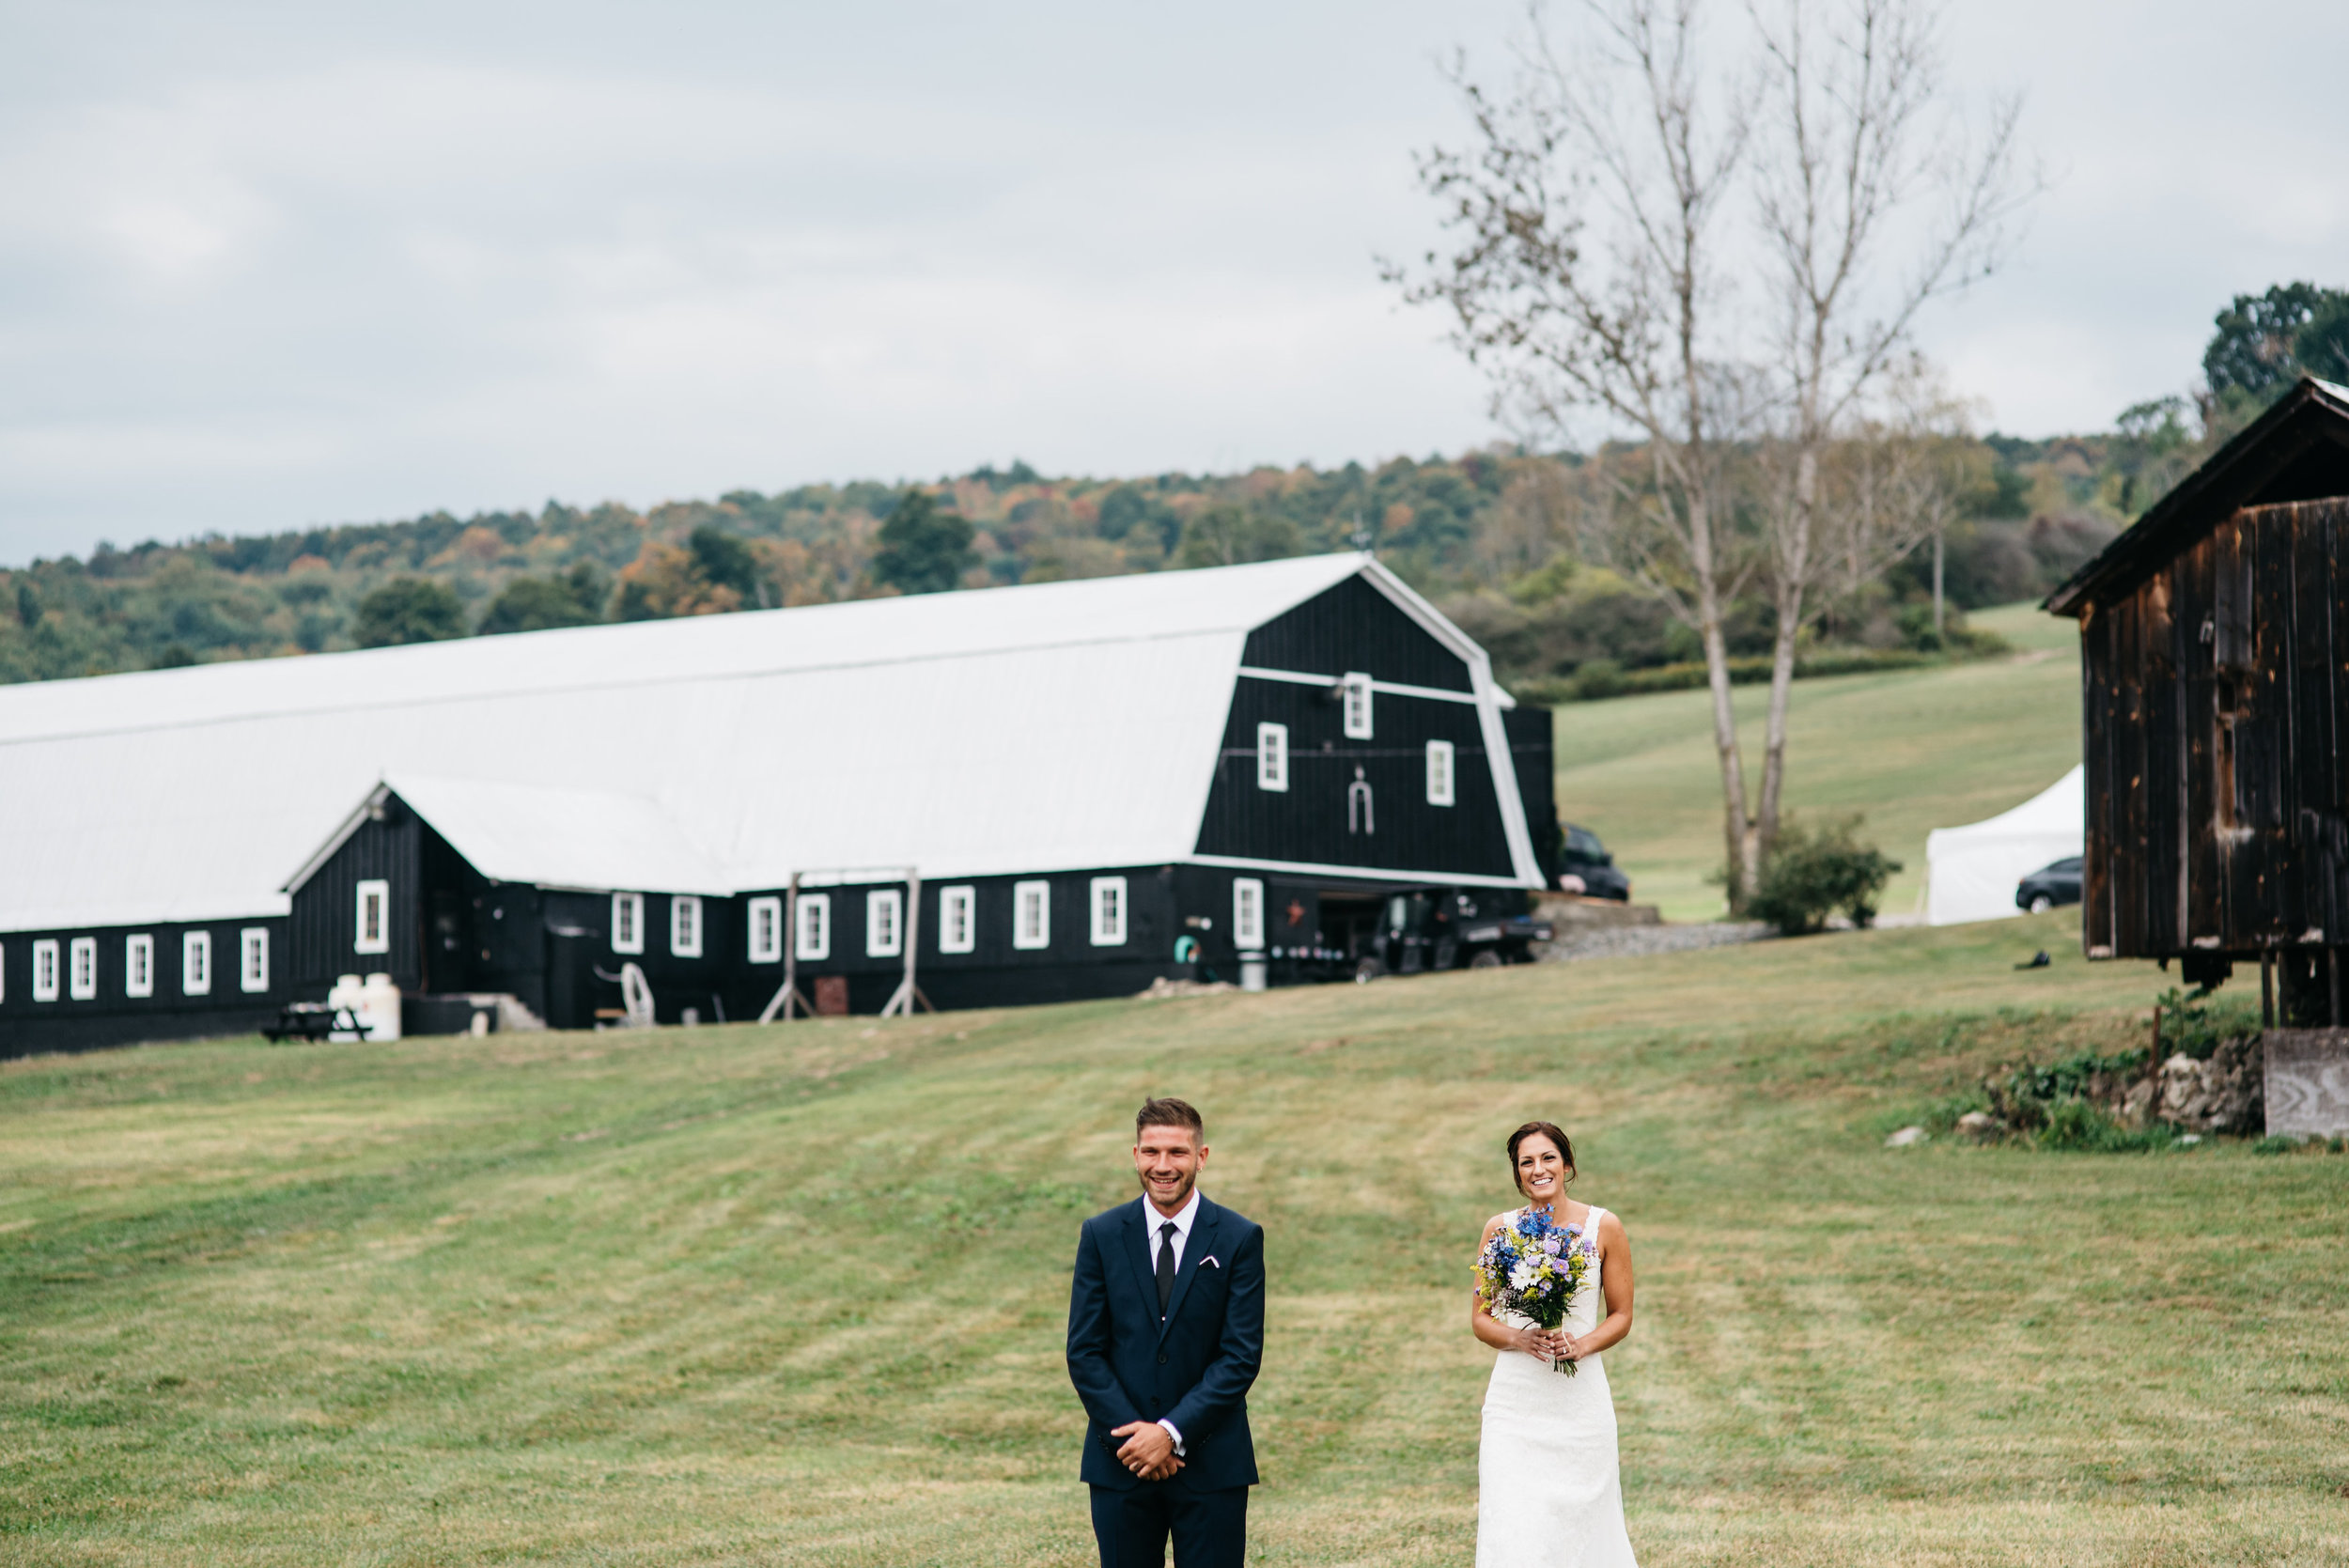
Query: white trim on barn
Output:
[[747, 896, 783, 963], [181, 932, 211, 995], [939, 886, 976, 954]]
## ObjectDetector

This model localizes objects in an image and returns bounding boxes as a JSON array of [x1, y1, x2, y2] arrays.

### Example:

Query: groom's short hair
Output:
[[1135, 1097, 1205, 1143]]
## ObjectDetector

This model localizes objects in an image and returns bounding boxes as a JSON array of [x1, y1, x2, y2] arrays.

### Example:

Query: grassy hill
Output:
[[1554, 602, 2084, 921], [5, 917, 2342, 1566]]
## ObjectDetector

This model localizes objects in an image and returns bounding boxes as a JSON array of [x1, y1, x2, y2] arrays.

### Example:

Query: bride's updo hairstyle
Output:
[[1506, 1121, 1576, 1196]]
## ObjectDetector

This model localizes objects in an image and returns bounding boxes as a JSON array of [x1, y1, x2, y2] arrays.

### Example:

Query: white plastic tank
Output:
[[327, 973, 366, 1042], [356, 972, 402, 1041], [1238, 954, 1268, 992]]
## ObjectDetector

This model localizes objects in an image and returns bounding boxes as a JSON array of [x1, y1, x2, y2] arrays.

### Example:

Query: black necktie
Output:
[[1156, 1221, 1178, 1315]]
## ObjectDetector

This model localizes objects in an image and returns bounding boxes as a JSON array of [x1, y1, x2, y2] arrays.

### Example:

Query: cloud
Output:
[[4, 0, 2347, 561]]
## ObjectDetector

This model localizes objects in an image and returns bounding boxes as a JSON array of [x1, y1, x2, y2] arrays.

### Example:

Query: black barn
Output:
[[2, 554, 1562, 1055]]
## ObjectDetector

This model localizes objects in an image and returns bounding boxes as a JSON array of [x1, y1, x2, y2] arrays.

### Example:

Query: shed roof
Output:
[[2046, 375, 2349, 616], [0, 553, 1514, 932]]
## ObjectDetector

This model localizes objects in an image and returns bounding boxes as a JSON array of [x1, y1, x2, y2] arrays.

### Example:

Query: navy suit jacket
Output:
[[1066, 1193, 1265, 1492]]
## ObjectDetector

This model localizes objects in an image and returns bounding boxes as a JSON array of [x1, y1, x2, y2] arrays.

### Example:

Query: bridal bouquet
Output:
[[1475, 1207, 1594, 1375]]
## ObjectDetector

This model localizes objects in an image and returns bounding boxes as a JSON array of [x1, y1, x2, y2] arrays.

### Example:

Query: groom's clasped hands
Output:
[[1108, 1419, 1182, 1482]]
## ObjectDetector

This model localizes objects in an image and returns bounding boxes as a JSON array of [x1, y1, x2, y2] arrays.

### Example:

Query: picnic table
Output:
[[260, 1003, 371, 1043]]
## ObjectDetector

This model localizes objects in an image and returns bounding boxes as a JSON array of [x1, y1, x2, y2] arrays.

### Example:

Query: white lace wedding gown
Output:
[[1476, 1205, 1636, 1567]]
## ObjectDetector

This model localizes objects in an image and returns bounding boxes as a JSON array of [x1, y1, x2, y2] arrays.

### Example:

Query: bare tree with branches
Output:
[[1387, 0, 1766, 899], [1393, 0, 2030, 906], [1745, 0, 2031, 875]]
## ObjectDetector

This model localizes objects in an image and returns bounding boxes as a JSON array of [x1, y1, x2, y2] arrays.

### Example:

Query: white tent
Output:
[[1925, 767, 2085, 925]]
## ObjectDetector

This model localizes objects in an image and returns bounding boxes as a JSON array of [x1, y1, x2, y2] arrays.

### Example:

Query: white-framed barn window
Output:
[[1232, 878, 1265, 950], [671, 894, 703, 957], [867, 890, 904, 957], [1013, 880, 1051, 950], [33, 939, 60, 1001], [125, 934, 155, 999], [354, 878, 391, 955], [1425, 739, 1456, 806], [69, 937, 98, 1001], [611, 892, 645, 955], [1255, 722, 1289, 792], [182, 931, 212, 996], [1341, 672, 1374, 739], [796, 893, 832, 961], [240, 928, 270, 993], [1090, 877, 1128, 946], [939, 887, 976, 954], [747, 896, 784, 963]]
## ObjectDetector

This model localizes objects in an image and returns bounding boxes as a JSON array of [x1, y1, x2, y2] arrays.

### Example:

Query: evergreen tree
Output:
[[477, 564, 607, 635], [353, 578, 466, 647], [871, 491, 975, 595]]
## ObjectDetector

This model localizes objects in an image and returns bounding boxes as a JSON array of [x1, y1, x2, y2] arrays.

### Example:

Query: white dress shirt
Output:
[[1147, 1188, 1202, 1275], [1143, 1188, 1204, 1455]]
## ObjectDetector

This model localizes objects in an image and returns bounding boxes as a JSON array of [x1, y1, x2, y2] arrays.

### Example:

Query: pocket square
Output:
[[1202, 1255, 1220, 1268]]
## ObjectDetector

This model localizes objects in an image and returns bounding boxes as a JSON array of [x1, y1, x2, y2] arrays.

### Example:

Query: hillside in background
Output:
[[1558, 601, 2081, 919], [0, 429, 2149, 690]]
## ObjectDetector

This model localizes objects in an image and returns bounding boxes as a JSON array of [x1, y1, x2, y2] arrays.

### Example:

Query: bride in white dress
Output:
[[1470, 1120, 1638, 1567]]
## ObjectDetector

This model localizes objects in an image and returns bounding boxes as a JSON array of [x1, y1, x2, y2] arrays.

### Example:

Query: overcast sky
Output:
[[3, 0, 2346, 564]]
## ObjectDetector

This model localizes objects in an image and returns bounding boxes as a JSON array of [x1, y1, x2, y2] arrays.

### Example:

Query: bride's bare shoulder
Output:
[[1480, 1208, 1518, 1239]]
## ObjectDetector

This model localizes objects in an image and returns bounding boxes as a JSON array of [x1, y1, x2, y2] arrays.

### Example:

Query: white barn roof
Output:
[[0, 553, 1525, 931]]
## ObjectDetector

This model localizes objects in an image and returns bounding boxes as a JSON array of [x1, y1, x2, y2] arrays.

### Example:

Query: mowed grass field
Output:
[[1556, 602, 2084, 921], [6, 914, 2346, 1565]]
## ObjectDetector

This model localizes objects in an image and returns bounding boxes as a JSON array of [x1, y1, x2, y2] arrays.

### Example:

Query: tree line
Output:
[[0, 422, 2146, 689]]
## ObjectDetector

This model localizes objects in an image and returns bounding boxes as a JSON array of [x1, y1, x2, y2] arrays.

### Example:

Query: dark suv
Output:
[[1558, 822, 1632, 901], [1346, 889, 1553, 982], [2015, 856, 2083, 914]]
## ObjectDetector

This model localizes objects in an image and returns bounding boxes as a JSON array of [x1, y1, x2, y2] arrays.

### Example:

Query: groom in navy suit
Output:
[[1066, 1097, 1266, 1568]]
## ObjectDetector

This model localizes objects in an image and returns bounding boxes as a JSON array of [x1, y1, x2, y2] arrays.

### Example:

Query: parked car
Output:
[[1344, 889, 1554, 982], [2015, 856, 2083, 914], [1558, 822, 1632, 901]]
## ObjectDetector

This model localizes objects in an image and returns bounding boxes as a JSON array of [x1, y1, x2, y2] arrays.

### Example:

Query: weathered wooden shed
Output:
[[2047, 375, 2349, 1022]]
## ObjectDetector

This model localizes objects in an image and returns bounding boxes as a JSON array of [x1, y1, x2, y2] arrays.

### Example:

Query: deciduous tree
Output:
[[1395, 0, 2029, 904]]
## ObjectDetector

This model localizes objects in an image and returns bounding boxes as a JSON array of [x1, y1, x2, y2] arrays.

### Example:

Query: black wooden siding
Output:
[[1504, 705, 1561, 886], [289, 805, 422, 988], [719, 867, 1188, 1016], [2079, 497, 2349, 967], [1193, 679, 1514, 877], [1199, 572, 1520, 880], [1239, 575, 1473, 692], [0, 915, 289, 1059]]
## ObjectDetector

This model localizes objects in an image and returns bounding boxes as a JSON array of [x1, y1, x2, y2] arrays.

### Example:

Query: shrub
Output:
[[1572, 658, 1626, 701], [2037, 1097, 2172, 1153], [2154, 986, 2260, 1061], [1746, 815, 1901, 935]]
